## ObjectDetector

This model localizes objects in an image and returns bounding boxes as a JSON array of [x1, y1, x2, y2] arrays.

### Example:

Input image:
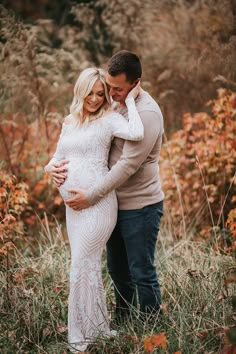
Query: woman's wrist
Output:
[[125, 96, 135, 105]]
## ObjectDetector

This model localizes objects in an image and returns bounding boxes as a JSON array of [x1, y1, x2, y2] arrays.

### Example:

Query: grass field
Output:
[[0, 218, 235, 353]]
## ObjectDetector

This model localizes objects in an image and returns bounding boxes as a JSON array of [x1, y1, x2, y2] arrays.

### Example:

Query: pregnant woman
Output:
[[44, 67, 144, 353]]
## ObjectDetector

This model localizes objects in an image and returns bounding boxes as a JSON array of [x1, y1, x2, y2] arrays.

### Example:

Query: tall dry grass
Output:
[[0, 216, 235, 353]]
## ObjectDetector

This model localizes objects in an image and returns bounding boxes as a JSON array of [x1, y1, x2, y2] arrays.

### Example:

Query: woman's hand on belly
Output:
[[49, 160, 69, 187], [65, 188, 91, 211]]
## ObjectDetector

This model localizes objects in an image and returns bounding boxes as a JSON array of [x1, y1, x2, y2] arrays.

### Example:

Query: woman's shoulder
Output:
[[63, 114, 76, 125]]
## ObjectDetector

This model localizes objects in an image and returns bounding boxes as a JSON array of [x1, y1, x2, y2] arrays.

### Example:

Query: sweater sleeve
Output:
[[86, 110, 163, 204], [109, 97, 144, 141], [44, 124, 67, 172]]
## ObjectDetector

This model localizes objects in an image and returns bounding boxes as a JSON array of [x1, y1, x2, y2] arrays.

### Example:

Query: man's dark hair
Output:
[[108, 50, 142, 83]]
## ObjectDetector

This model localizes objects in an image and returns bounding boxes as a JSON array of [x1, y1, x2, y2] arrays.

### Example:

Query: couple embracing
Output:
[[45, 50, 164, 353]]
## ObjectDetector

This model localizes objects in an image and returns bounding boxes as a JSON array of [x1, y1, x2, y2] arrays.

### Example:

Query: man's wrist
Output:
[[86, 189, 98, 206]]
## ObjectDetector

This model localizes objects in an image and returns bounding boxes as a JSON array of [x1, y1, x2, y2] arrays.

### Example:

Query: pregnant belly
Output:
[[59, 160, 106, 201]]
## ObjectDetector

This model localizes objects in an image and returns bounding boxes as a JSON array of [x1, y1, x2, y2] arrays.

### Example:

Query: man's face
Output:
[[105, 72, 137, 104]]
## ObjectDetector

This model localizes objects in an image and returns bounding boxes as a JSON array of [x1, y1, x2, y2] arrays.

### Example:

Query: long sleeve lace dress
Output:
[[45, 97, 144, 352]]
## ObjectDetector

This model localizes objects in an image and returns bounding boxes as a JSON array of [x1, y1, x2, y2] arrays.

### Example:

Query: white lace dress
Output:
[[45, 97, 144, 352]]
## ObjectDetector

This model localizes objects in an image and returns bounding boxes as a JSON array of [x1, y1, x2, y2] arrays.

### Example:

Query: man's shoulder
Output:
[[136, 90, 161, 113], [136, 91, 163, 126]]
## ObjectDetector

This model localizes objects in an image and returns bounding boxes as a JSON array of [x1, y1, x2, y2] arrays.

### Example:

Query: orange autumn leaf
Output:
[[150, 332, 167, 349], [54, 195, 63, 205], [173, 351, 182, 354], [144, 337, 154, 353], [0, 241, 14, 256]]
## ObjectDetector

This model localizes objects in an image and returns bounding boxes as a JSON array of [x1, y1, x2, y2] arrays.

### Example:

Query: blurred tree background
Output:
[[2, 0, 236, 132]]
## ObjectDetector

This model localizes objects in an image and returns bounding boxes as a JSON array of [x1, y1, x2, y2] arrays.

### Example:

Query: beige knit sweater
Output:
[[87, 89, 164, 210]]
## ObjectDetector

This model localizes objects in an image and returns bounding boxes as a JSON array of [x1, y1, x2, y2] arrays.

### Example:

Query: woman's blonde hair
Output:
[[70, 67, 111, 124]]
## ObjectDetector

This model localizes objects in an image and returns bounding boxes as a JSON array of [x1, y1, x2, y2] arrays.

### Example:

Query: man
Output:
[[50, 50, 164, 320]]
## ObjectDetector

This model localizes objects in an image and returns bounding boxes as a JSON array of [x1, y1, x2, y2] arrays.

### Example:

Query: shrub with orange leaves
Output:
[[226, 209, 236, 242], [0, 6, 88, 234], [160, 89, 236, 248], [0, 173, 28, 253], [0, 114, 66, 231]]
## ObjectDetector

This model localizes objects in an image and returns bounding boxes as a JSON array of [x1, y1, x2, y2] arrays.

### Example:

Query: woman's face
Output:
[[83, 80, 105, 115]]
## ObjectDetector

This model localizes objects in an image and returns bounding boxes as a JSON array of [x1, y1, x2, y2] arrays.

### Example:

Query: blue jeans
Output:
[[107, 200, 163, 316]]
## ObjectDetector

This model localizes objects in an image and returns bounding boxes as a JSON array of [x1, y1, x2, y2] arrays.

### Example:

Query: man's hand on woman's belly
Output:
[[66, 188, 90, 211]]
